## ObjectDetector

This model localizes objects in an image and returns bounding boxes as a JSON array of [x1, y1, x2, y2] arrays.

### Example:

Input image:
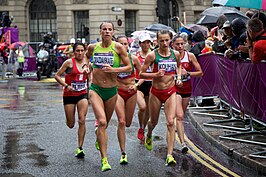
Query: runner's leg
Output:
[[164, 93, 177, 156], [77, 98, 88, 148]]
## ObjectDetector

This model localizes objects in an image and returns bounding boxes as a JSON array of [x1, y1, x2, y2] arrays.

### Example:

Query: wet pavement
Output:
[[187, 106, 266, 176], [0, 77, 265, 177]]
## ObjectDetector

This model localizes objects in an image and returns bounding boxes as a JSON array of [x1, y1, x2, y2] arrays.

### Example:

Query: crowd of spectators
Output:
[[173, 11, 266, 64]]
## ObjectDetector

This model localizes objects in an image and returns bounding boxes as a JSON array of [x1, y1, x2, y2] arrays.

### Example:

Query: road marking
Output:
[[37, 78, 65, 83], [175, 133, 241, 177]]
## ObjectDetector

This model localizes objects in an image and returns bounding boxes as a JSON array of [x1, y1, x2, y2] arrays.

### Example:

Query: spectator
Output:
[[9, 48, 18, 78], [221, 21, 233, 49], [1, 46, 9, 79], [251, 12, 266, 30], [224, 18, 247, 59], [37, 43, 49, 59], [247, 18, 266, 64], [190, 30, 205, 57], [16, 46, 24, 77], [231, 18, 247, 50], [63, 38, 75, 58]]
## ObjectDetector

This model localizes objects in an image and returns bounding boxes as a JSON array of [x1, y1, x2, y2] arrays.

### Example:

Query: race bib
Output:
[[158, 59, 177, 73], [71, 81, 87, 91], [94, 53, 114, 68]]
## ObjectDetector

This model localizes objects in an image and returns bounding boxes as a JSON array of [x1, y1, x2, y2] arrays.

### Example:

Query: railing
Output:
[[191, 53, 266, 122]]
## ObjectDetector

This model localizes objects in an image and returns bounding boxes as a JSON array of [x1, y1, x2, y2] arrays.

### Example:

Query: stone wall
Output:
[[0, 0, 212, 42]]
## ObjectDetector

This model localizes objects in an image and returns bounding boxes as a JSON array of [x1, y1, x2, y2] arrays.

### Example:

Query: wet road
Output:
[[0, 78, 260, 177]]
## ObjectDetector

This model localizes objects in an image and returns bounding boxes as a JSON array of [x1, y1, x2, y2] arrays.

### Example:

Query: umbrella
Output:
[[184, 24, 209, 37], [213, 0, 266, 10], [196, 15, 219, 27], [9, 42, 26, 50], [144, 23, 175, 32], [131, 30, 156, 41], [197, 6, 249, 26]]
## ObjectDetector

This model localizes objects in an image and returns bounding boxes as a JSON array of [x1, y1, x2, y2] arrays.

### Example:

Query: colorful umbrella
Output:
[[213, 0, 266, 10], [184, 24, 209, 37], [9, 42, 26, 50]]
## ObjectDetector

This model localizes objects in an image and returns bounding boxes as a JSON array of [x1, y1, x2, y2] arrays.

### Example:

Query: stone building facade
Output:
[[0, 0, 212, 43]]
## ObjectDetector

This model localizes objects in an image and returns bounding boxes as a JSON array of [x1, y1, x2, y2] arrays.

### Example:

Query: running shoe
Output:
[[137, 128, 145, 141], [120, 154, 128, 165], [165, 155, 176, 166], [144, 135, 153, 151], [101, 157, 111, 172], [75, 147, 85, 158], [181, 143, 189, 154]]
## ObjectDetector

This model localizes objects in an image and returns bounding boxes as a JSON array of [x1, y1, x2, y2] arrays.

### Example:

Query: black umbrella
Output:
[[197, 6, 249, 27], [144, 23, 175, 32]]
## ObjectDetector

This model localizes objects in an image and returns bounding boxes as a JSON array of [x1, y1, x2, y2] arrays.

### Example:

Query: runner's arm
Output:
[[189, 52, 203, 77]]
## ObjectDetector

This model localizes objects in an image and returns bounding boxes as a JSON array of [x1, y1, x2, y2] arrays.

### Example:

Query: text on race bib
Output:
[[94, 53, 114, 67], [71, 81, 87, 91], [158, 59, 177, 73]]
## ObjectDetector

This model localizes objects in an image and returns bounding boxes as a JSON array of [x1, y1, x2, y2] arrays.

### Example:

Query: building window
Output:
[[29, 0, 57, 42], [0, 0, 8, 5], [73, 11, 90, 42], [125, 10, 136, 37], [124, 0, 137, 4]]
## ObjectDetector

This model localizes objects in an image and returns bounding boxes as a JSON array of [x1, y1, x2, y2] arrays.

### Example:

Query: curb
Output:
[[187, 110, 266, 176]]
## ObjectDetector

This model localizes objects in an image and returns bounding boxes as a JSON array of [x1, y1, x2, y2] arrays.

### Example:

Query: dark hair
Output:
[[73, 42, 85, 51], [157, 30, 173, 40], [251, 12, 266, 30], [116, 35, 128, 42], [172, 35, 184, 43], [247, 18, 264, 33], [100, 21, 114, 30]]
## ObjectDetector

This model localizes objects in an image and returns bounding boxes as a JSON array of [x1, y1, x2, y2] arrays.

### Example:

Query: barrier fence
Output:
[[191, 53, 266, 122]]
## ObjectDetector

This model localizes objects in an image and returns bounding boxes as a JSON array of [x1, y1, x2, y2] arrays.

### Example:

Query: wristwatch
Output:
[[65, 85, 69, 89]]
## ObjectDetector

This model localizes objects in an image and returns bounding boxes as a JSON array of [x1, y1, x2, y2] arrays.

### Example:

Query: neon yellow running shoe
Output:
[[120, 154, 128, 165], [101, 157, 111, 172], [165, 155, 176, 166], [75, 147, 85, 158], [144, 136, 153, 151]]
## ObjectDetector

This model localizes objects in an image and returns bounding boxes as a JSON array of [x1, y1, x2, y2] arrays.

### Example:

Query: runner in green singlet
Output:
[[86, 21, 131, 172]]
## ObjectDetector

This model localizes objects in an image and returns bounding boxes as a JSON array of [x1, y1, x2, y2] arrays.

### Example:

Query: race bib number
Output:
[[71, 81, 87, 91], [94, 53, 114, 68], [158, 59, 177, 73]]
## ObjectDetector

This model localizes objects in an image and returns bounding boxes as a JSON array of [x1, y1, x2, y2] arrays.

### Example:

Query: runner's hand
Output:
[[157, 69, 165, 77], [129, 84, 136, 93], [102, 64, 113, 72], [176, 79, 183, 87]]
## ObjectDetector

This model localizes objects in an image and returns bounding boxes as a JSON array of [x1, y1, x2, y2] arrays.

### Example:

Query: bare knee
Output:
[[138, 105, 146, 113], [67, 122, 75, 129], [167, 118, 175, 127], [78, 118, 86, 126], [176, 112, 184, 121], [98, 119, 107, 129], [125, 122, 132, 127], [118, 120, 126, 127]]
